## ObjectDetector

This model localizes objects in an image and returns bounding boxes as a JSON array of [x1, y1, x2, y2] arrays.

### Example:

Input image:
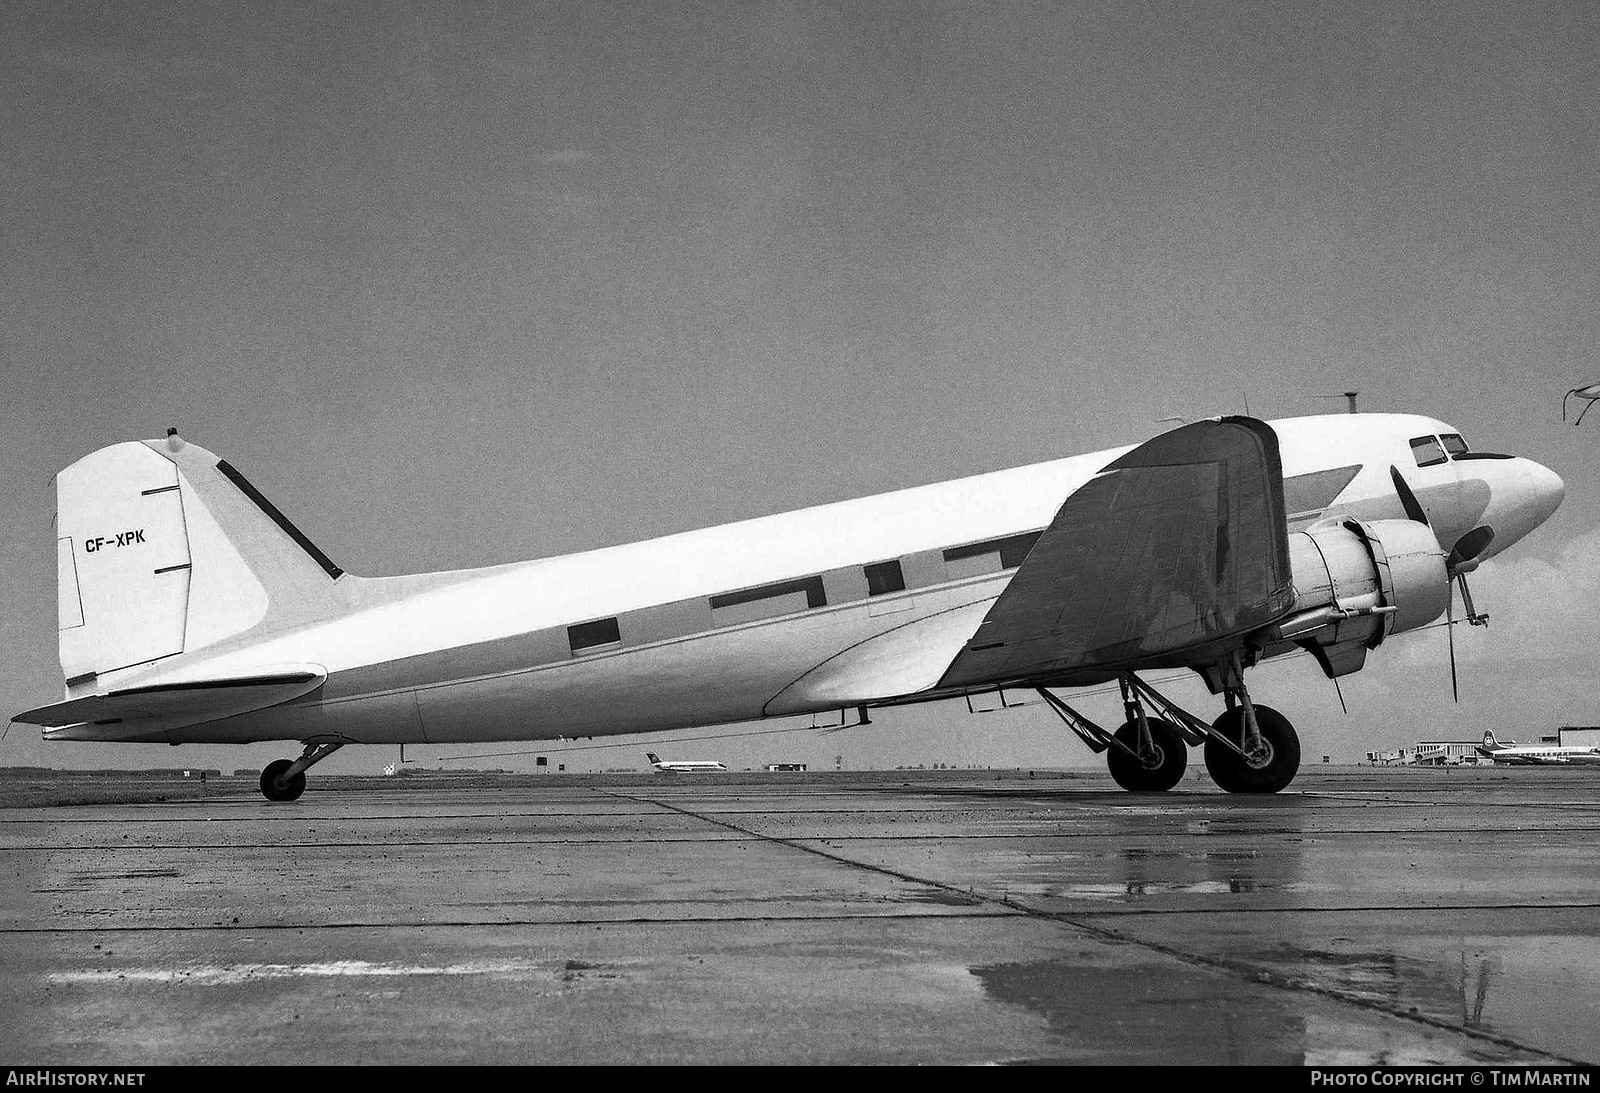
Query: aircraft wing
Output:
[[939, 417, 1295, 688], [13, 668, 326, 739]]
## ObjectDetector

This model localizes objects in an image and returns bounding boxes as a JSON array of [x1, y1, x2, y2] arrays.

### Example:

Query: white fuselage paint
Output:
[[53, 414, 1564, 748]]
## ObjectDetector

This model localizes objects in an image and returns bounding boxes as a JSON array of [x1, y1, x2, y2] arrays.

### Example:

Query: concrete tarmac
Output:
[[2, 766, 1598, 1066]]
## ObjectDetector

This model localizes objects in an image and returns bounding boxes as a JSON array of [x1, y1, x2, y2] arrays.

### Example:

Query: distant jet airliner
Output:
[[646, 752, 727, 773], [12, 414, 1562, 800], [1476, 730, 1600, 766]]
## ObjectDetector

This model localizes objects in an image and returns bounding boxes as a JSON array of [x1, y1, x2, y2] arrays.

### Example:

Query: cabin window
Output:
[[942, 531, 1043, 578], [1409, 436, 1447, 468], [863, 560, 905, 596], [1440, 433, 1469, 459], [568, 617, 621, 653], [709, 575, 826, 625]]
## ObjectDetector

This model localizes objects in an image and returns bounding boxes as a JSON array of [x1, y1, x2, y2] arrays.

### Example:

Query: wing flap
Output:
[[939, 417, 1294, 687], [15, 667, 326, 735]]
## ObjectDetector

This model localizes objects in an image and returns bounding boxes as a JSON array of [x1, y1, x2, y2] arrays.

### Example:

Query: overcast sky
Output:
[[3, 1, 1597, 775]]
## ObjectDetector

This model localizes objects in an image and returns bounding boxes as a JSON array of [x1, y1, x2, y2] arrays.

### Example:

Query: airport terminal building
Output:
[[1367, 726, 1600, 765]]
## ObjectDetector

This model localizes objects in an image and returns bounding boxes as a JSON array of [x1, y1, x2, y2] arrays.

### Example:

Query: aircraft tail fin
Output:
[[54, 434, 347, 688], [1482, 729, 1501, 749], [645, 753, 661, 764]]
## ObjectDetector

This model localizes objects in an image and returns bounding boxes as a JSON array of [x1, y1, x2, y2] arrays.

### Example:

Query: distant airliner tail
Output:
[[645, 753, 661, 764], [1482, 729, 1502, 749], [54, 433, 347, 689]]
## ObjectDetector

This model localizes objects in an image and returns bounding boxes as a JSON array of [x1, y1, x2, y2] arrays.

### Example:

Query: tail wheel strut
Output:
[[259, 742, 344, 802]]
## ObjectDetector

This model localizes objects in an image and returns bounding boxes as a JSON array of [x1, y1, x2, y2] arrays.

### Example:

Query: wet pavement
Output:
[[2, 766, 1597, 1065]]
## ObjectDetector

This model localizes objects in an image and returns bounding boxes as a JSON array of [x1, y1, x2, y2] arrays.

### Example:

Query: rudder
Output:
[[55, 432, 346, 688]]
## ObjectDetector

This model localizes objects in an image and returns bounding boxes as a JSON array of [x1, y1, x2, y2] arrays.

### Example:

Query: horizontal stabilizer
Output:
[[15, 667, 326, 735]]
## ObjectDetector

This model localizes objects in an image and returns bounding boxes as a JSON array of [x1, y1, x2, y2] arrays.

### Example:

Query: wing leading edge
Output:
[[939, 417, 1295, 688]]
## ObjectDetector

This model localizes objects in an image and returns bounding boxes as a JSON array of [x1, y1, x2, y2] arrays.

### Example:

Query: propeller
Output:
[[1390, 465, 1429, 524], [1444, 527, 1492, 702], [1447, 587, 1458, 703], [1389, 466, 1494, 701]]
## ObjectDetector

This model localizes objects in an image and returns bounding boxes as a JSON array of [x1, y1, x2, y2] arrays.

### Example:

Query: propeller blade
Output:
[[1389, 466, 1430, 525], [1447, 580, 1459, 703], [1447, 525, 1495, 575], [1459, 570, 1487, 626]]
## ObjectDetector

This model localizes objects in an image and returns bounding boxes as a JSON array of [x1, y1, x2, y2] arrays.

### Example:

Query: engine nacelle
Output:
[[1269, 518, 1451, 678]]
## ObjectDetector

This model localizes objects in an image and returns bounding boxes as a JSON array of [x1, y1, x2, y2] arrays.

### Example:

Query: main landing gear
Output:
[[1036, 660, 1302, 794], [259, 742, 344, 802], [1204, 703, 1300, 794], [1106, 716, 1187, 791]]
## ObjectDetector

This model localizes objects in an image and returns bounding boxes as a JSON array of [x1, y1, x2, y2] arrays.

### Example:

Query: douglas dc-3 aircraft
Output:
[[646, 752, 728, 773], [1476, 729, 1600, 766], [13, 413, 1563, 801]]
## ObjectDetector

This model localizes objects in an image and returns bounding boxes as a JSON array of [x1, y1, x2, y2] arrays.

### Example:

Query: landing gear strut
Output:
[[1198, 654, 1301, 794], [1106, 717, 1187, 791], [259, 742, 344, 802], [1204, 705, 1300, 794], [1106, 673, 1188, 791], [1037, 657, 1304, 794], [1037, 674, 1195, 792]]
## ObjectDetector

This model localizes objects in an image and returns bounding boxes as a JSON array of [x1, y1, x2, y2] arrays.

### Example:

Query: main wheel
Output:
[[1204, 705, 1300, 794], [260, 758, 306, 802], [1107, 717, 1188, 792]]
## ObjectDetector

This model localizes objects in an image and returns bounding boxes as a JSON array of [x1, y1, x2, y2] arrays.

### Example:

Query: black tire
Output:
[[1204, 705, 1300, 794], [260, 758, 306, 802], [1107, 717, 1188, 792]]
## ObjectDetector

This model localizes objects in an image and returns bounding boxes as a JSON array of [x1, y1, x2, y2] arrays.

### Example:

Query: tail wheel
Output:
[[260, 758, 306, 802], [1107, 718, 1188, 792], [1204, 705, 1300, 794]]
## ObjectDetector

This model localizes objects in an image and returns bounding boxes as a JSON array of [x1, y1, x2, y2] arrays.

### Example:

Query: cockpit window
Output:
[[1409, 436, 1447, 467], [1440, 433, 1469, 458]]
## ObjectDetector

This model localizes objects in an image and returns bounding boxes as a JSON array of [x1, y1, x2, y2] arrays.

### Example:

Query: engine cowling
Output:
[[1270, 518, 1451, 678]]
